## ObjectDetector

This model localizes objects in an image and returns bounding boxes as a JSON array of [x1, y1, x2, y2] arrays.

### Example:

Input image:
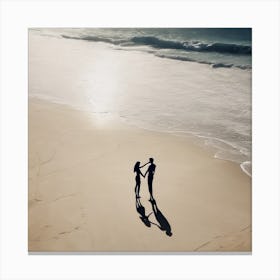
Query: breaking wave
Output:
[[61, 34, 251, 55]]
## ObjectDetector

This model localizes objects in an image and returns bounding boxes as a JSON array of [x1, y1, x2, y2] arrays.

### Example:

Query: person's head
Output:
[[140, 216, 151, 227], [134, 161, 140, 172], [149, 158, 154, 163], [166, 230, 172, 237]]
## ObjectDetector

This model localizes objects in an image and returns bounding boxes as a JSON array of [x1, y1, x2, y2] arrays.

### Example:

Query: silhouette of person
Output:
[[136, 198, 152, 227], [134, 161, 148, 198], [150, 199, 172, 236], [144, 158, 156, 201]]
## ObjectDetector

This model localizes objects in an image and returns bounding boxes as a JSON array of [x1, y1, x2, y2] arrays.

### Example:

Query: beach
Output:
[[28, 98, 251, 252], [28, 29, 251, 252]]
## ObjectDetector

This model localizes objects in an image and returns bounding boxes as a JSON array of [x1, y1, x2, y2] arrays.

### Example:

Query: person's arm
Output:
[[150, 221, 163, 230], [144, 165, 151, 177], [144, 168, 149, 177], [140, 170, 145, 177], [140, 162, 149, 168]]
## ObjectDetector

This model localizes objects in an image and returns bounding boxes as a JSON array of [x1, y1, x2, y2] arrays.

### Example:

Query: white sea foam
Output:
[[240, 161, 252, 177]]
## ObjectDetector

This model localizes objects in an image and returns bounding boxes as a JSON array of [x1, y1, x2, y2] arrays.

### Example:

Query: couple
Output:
[[134, 158, 156, 201]]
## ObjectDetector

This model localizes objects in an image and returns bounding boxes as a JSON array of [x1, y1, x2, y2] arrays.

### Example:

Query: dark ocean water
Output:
[[37, 28, 252, 69]]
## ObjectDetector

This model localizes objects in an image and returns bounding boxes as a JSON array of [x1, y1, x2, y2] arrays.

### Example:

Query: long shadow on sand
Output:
[[135, 196, 172, 237], [149, 199, 172, 237], [135, 197, 153, 227]]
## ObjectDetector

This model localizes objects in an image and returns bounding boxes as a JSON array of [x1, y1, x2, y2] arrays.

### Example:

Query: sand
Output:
[[28, 98, 251, 252]]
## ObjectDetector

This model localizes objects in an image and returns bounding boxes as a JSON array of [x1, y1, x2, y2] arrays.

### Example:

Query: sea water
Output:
[[29, 28, 252, 176]]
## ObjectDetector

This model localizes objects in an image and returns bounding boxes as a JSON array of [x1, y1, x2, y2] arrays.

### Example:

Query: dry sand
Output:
[[28, 98, 251, 252]]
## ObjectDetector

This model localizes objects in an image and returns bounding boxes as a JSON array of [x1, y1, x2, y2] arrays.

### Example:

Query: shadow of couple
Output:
[[135, 197, 172, 237]]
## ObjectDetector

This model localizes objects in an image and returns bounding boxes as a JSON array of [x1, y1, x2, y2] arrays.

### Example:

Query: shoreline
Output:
[[29, 95, 251, 177], [29, 32, 251, 177], [28, 97, 251, 252]]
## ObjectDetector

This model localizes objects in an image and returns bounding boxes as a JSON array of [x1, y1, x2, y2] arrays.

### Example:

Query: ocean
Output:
[[29, 28, 252, 176], [36, 28, 252, 69]]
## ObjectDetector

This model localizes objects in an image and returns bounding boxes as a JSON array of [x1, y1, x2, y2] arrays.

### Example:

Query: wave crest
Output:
[[62, 34, 251, 55]]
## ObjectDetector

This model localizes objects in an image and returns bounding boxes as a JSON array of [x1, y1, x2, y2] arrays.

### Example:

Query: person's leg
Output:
[[137, 182, 141, 198], [148, 177, 154, 200]]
